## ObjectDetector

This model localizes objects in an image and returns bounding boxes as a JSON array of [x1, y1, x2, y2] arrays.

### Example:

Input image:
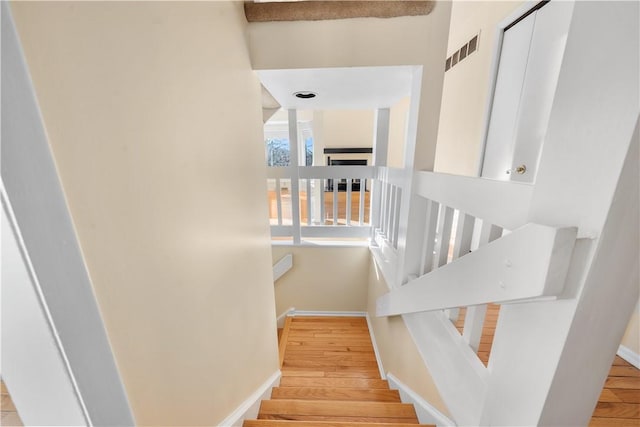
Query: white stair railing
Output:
[[267, 165, 375, 243], [371, 170, 580, 425]]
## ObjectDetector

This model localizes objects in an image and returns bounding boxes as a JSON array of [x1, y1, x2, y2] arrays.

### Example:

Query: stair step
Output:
[[271, 387, 401, 402], [281, 369, 381, 379], [283, 359, 379, 368], [279, 377, 389, 389], [258, 399, 418, 423], [244, 421, 433, 427], [283, 352, 377, 362]]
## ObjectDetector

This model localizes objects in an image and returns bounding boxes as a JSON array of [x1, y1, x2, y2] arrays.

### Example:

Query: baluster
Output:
[[346, 178, 352, 226], [463, 219, 503, 352], [446, 212, 476, 321], [392, 187, 402, 249], [306, 179, 312, 226], [276, 178, 283, 226], [333, 179, 338, 226], [321, 179, 326, 225], [419, 199, 440, 275], [379, 182, 387, 235], [359, 179, 365, 225], [453, 213, 475, 258], [291, 179, 301, 243], [386, 185, 395, 240], [434, 205, 455, 268]]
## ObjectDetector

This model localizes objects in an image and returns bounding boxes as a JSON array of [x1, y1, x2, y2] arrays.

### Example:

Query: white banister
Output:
[[267, 165, 375, 241], [414, 172, 533, 231], [377, 223, 577, 317]]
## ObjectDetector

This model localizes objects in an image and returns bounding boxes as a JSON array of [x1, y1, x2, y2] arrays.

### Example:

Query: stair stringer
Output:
[[401, 310, 487, 426]]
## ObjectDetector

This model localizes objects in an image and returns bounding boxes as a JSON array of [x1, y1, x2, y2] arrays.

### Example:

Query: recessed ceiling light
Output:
[[294, 91, 317, 99]]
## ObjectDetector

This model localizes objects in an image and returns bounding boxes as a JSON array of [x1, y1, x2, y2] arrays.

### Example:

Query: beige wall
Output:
[[10, 2, 278, 425], [434, 1, 524, 176], [272, 246, 370, 315], [248, 2, 452, 171], [367, 256, 450, 416], [622, 303, 640, 355], [388, 96, 410, 168], [321, 110, 374, 149]]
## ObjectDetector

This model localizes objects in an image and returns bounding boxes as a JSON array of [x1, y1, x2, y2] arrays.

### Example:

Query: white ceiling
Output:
[[257, 66, 417, 110]]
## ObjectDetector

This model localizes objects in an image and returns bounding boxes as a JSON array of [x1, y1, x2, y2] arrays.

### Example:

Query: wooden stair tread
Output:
[[271, 387, 401, 402], [249, 316, 426, 427], [281, 370, 381, 379], [279, 377, 389, 389], [259, 399, 417, 419], [244, 420, 433, 427]]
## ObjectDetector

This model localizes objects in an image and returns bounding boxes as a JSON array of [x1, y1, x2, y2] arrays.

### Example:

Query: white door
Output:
[[482, 1, 573, 183]]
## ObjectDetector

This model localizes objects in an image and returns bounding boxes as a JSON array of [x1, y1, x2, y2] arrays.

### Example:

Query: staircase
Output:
[[244, 316, 433, 427]]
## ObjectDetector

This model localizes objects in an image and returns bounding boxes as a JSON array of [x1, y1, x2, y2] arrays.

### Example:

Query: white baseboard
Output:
[[289, 310, 367, 317], [365, 313, 386, 380], [276, 307, 295, 328], [218, 370, 281, 427], [386, 372, 456, 427], [618, 345, 640, 369]]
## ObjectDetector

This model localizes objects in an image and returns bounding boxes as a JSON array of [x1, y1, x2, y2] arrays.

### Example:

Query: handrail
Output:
[[414, 171, 533, 231], [376, 223, 577, 317]]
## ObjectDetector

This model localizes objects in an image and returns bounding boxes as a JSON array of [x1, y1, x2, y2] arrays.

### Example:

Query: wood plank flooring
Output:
[[268, 191, 371, 226], [1, 380, 23, 427], [247, 316, 433, 427], [455, 304, 640, 426]]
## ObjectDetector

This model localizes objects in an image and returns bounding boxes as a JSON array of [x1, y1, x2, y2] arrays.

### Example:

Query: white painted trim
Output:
[[217, 370, 281, 427], [290, 310, 367, 318], [386, 372, 456, 427], [272, 253, 293, 282], [365, 313, 386, 380], [2, 187, 92, 426], [414, 171, 533, 232], [617, 345, 640, 370], [276, 307, 295, 328], [271, 240, 369, 248]]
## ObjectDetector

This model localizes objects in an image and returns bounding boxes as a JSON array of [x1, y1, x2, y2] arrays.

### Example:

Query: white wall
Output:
[[9, 2, 279, 425], [388, 97, 410, 168]]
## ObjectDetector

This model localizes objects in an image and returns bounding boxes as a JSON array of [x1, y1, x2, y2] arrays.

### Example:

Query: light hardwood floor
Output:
[[247, 316, 432, 426], [1, 380, 23, 427], [455, 304, 640, 426], [268, 191, 371, 226]]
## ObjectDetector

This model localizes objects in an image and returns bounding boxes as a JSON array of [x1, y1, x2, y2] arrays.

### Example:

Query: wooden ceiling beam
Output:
[[245, 1, 435, 23]]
